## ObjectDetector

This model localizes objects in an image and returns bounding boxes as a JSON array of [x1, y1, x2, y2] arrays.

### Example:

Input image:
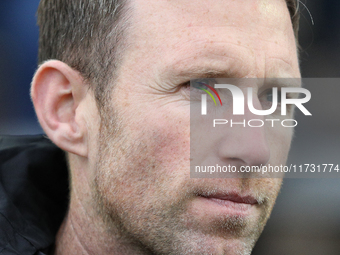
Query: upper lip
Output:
[[200, 192, 259, 205]]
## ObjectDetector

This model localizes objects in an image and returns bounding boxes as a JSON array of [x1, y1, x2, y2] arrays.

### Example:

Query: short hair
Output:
[[286, 0, 300, 40], [37, 0, 299, 109], [37, 0, 131, 110]]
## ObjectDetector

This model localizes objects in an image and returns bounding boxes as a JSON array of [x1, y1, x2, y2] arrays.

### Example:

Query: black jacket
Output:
[[0, 135, 69, 255]]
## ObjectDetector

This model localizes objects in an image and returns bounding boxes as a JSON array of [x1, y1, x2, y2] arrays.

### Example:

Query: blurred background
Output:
[[253, 1, 340, 254], [0, 0, 42, 134], [0, 1, 339, 254]]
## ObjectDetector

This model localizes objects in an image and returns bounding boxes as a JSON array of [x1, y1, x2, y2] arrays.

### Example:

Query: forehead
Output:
[[125, 0, 298, 78], [129, 0, 292, 41], [133, 0, 290, 27]]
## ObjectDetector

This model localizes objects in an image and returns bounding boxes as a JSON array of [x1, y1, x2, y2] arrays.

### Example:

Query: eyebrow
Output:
[[163, 51, 298, 85], [172, 67, 301, 88], [169, 55, 296, 76], [169, 64, 248, 81]]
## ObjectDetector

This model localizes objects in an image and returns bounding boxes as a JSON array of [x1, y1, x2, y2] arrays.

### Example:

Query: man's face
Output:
[[93, 0, 300, 254]]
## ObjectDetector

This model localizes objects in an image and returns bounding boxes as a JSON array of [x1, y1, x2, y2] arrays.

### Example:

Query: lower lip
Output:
[[197, 196, 256, 217]]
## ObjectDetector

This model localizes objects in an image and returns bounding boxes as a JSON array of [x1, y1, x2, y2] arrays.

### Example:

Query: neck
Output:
[[53, 161, 148, 255], [54, 186, 112, 254]]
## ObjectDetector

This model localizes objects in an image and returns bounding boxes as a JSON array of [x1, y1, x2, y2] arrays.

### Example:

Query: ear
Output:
[[31, 60, 88, 157]]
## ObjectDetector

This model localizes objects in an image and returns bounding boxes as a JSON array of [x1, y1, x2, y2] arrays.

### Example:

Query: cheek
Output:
[[96, 110, 191, 219], [104, 106, 191, 198], [135, 111, 191, 173], [267, 125, 293, 164]]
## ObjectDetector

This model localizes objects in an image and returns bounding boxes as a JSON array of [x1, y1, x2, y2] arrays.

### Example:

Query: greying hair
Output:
[[37, 0, 300, 108]]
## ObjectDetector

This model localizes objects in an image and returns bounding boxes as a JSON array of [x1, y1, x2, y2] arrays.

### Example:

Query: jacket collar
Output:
[[0, 135, 69, 254]]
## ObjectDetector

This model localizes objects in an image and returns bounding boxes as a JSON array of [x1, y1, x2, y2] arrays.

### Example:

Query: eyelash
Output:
[[181, 81, 191, 89], [181, 82, 282, 97]]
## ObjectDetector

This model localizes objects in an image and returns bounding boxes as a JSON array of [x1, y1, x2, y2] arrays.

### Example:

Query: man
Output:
[[0, 0, 300, 254]]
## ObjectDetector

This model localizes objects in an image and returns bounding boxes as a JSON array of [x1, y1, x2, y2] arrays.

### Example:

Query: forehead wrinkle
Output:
[[265, 57, 299, 78]]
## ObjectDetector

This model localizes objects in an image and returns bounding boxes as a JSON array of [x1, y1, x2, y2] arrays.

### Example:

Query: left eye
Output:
[[266, 89, 281, 103]]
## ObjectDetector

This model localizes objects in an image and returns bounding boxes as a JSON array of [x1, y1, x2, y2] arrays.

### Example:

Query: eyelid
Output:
[[259, 87, 281, 98]]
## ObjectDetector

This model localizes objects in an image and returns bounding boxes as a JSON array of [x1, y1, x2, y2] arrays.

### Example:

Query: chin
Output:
[[178, 235, 255, 255]]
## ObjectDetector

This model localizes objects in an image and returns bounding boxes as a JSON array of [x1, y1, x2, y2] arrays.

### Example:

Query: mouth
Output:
[[195, 192, 260, 216], [202, 193, 258, 205]]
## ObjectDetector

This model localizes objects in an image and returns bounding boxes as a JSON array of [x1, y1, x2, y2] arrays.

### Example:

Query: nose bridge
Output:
[[245, 94, 271, 165], [218, 90, 271, 167]]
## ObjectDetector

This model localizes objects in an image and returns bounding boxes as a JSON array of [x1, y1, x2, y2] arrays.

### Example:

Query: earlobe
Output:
[[31, 60, 88, 157]]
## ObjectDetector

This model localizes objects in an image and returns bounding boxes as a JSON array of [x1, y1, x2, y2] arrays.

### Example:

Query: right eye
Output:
[[175, 81, 192, 100]]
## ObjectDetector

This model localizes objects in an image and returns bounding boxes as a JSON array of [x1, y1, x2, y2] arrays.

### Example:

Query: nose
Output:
[[217, 96, 271, 167]]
